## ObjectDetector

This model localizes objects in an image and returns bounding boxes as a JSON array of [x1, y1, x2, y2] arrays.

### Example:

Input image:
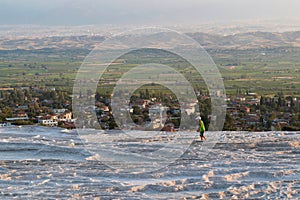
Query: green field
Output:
[[211, 47, 300, 96], [0, 47, 299, 97]]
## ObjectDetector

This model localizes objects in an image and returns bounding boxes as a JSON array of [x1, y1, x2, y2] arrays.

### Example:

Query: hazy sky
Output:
[[0, 0, 300, 26]]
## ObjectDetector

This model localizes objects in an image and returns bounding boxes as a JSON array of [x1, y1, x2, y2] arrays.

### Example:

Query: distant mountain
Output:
[[188, 31, 300, 49], [0, 35, 106, 50], [1, 31, 300, 50]]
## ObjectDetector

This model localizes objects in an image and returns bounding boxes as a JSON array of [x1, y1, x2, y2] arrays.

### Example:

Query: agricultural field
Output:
[[211, 47, 300, 96], [0, 47, 299, 97]]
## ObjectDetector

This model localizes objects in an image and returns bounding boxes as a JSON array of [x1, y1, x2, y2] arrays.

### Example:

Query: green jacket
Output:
[[199, 120, 205, 133]]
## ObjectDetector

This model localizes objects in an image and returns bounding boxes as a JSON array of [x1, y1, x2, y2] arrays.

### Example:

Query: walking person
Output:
[[196, 115, 206, 141]]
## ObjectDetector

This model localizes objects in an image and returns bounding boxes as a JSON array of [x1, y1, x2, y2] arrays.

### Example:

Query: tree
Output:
[[132, 106, 142, 115], [24, 88, 32, 102], [139, 91, 145, 99], [260, 96, 265, 105], [275, 123, 281, 131], [16, 89, 25, 105], [1, 106, 12, 117], [108, 118, 118, 129], [145, 89, 150, 99], [277, 96, 282, 108], [223, 111, 235, 131]]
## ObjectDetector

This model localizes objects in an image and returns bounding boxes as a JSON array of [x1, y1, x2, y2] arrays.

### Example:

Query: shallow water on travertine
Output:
[[0, 126, 299, 199]]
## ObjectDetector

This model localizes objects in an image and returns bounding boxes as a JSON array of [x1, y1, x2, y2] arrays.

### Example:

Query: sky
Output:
[[0, 0, 300, 26]]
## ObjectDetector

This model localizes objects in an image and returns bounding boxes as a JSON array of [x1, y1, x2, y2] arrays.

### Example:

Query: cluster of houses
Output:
[[3, 108, 75, 128], [1, 86, 298, 131], [37, 109, 74, 127], [92, 92, 299, 131], [226, 93, 299, 131], [0, 87, 75, 128], [93, 96, 199, 130]]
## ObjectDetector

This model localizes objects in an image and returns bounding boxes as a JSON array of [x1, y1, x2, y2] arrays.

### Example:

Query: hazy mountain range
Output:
[[0, 31, 300, 50]]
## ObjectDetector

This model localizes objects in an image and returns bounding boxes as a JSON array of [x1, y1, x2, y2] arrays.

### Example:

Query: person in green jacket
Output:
[[196, 116, 206, 141]]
